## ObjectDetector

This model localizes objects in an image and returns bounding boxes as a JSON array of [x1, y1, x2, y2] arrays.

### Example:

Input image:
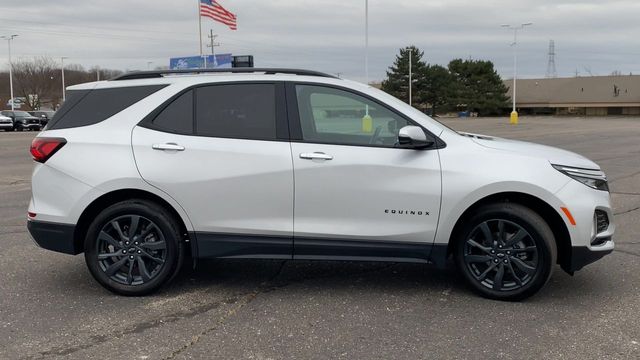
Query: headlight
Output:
[[552, 164, 609, 191]]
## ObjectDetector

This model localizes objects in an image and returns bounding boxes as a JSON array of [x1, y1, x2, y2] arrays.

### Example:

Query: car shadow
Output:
[[37, 256, 618, 304]]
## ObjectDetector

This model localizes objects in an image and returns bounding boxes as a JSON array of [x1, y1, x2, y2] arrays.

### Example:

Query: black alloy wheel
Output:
[[463, 219, 539, 292], [455, 203, 556, 301], [95, 215, 168, 286], [85, 200, 184, 296]]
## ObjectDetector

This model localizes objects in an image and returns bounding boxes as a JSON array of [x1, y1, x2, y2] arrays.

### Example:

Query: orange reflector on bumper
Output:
[[561, 207, 576, 226]]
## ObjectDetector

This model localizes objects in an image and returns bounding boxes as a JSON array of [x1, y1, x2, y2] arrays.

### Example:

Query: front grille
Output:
[[28, 119, 39, 124], [595, 210, 609, 234]]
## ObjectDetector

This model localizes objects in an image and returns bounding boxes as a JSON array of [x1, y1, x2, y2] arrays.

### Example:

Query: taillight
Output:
[[30, 137, 66, 163]]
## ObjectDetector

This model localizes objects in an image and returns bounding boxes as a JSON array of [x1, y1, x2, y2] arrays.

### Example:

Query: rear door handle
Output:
[[300, 152, 333, 161], [152, 143, 185, 151]]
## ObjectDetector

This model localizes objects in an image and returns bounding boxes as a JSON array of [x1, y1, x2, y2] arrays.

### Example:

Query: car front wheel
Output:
[[454, 203, 557, 301], [84, 199, 184, 296]]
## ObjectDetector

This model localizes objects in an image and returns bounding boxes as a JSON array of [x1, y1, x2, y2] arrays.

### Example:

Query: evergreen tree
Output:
[[448, 59, 509, 115], [419, 64, 454, 116], [381, 46, 429, 107]]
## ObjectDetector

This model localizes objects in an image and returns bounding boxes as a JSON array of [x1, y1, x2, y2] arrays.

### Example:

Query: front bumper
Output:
[[27, 220, 80, 255], [568, 242, 614, 272], [0, 123, 13, 129], [554, 177, 615, 272]]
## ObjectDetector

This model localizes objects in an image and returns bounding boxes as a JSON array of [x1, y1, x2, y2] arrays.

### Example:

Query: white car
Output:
[[0, 115, 13, 131], [27, 69, 614, 300]]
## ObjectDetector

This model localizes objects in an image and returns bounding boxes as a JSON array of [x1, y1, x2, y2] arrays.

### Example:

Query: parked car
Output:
[[29, 111, 56, 128], [6, 98, 25, 109], [27, 68, 614, 300], [0, 114, 13, 131], [1, 110, 41, 131]]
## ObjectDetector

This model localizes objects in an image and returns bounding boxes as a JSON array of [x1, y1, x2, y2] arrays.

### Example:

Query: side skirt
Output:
[[191, 232, 449, 267]]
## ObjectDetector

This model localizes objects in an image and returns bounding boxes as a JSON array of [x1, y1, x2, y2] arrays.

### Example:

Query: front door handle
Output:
[[152, 143, 185, 151], [300, 152, 333, 161]]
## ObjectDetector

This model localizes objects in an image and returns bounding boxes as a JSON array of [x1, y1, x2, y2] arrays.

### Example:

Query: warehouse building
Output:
[[505, 75, 640, 116]]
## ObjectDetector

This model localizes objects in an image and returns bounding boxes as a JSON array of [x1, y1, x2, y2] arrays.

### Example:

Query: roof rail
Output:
[[111, 68, 339, 81]]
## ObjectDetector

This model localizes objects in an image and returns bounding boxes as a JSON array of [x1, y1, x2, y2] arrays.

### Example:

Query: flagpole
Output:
[[198, 0, 203, 57]]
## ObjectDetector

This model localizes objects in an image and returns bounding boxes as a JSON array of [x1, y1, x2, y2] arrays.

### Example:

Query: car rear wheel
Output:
[[454, 203, 557, 301], [84, 199, 184, 296]]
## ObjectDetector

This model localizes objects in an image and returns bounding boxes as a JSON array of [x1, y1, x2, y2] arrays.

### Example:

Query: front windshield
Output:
[[14, 111, 32, 117]]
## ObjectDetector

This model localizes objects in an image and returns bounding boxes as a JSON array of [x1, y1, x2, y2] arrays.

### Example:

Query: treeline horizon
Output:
[[381, 46, 510, 116], [0, 57, 126, 110]]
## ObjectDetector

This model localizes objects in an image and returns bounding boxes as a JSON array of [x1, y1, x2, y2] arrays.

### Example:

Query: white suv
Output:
[[27, 69, 614, 300]]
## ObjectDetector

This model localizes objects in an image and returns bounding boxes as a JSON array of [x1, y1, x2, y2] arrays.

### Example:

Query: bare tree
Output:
[[1, 59, 125, 109], [12, 57, 60, 110]]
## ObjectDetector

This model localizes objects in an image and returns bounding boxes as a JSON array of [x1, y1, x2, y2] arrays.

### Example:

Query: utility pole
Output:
[[2, 34, 18, 111], [147, 61, 153, 70], [96, 67, 100, 81], [207, 30, 220, 68], [501, 23, 532, 125], [61, 57, 68, 101], [408, 48, 413, 106]]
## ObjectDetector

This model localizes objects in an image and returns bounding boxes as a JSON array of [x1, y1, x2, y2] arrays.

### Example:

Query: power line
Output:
[[0, 16, 195, 38]]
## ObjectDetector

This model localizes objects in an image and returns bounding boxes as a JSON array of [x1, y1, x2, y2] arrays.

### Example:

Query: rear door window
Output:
[[48, 85, 166, 130], [195, 84, 277, 140]]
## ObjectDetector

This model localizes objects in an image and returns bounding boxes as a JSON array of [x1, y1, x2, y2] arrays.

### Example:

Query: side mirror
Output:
[[398, 126, 434, 149]]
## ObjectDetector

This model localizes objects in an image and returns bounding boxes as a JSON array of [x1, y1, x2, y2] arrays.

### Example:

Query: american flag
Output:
[[200, 0, 237, 30]]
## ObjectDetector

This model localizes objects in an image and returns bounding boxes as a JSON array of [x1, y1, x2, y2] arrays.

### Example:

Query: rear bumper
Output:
[[27, 220, 80, 255]]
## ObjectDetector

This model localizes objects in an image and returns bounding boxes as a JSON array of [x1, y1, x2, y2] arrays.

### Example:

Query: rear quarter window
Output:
[[151, 90, 194, 134], [48, 85, 167, 130]]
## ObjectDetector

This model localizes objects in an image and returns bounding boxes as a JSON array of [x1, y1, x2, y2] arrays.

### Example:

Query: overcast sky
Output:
[[0, 0, 638, 82]]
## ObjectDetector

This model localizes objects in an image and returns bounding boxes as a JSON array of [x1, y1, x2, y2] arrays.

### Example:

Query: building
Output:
[[505, 75, 640, 116]]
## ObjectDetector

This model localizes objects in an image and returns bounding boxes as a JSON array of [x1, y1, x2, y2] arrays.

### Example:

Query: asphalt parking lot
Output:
[[1, 116, 639, 359]]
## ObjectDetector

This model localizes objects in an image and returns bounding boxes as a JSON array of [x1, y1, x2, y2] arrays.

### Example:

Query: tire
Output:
[[84, 199, 184, 296], [454, 202, 557, 301]]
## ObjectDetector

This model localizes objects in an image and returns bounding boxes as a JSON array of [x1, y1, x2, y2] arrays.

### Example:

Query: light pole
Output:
[[408, 48, 413, 106], [501, 23, 532, 125], [147, 61, 153, 70], [61, 57, 68, 101], [2, 34, 18, 111], [364, 0, 369, 84], [361, 0, 372, 132]]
